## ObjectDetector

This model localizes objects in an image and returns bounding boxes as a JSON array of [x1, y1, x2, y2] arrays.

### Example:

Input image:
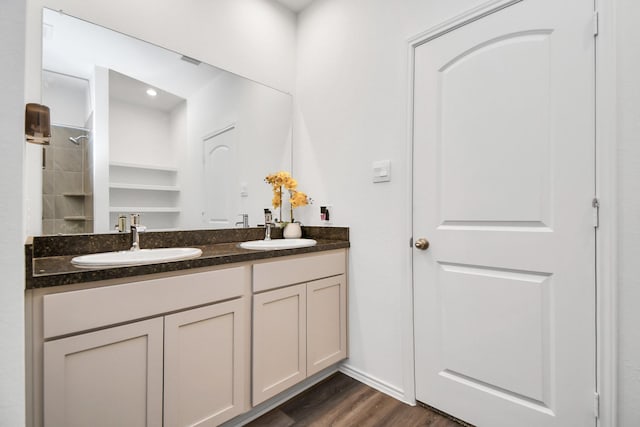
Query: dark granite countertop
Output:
[[26, 227, 349, 289]]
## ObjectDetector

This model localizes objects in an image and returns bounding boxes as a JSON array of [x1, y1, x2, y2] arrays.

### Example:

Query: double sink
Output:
[[71, 239, 317, 268]]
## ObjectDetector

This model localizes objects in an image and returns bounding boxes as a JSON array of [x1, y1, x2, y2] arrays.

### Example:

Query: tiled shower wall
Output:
[[42, 124, 93, 234]]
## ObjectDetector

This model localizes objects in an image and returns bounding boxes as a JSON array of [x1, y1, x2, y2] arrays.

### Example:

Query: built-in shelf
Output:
[[109, 161, 178, 173], [109, 183, 180, 192], [109, 207, 181, 213], [108, 162, 180, 229], [64, 216, 91, 221]]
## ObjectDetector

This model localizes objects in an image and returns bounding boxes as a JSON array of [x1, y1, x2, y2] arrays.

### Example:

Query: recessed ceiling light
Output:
[[146, 88, 157, 97]]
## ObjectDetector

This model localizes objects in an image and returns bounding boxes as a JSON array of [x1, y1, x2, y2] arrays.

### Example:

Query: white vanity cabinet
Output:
[[252, 250, 348, 405], [36, 266, 250, 427], [27, 247, 348, 427]]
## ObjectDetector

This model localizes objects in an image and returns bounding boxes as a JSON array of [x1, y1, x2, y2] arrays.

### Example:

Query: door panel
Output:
[[438, 263, 551, 403], [413, 1, 595, 426], [43, 318, 163, 427], [164, 299, 247, 427], [439, 32, 551, 225], [307, 275, 348, 376], [252, 284, 307, 405]]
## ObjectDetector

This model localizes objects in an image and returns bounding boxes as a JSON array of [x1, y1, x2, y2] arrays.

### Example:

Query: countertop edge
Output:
[[27, 240, 350, 289]]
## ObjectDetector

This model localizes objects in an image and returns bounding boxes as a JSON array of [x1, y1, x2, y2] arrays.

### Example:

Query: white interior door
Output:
[[412, 1, 596, 426], [203, 124, 237, 228]]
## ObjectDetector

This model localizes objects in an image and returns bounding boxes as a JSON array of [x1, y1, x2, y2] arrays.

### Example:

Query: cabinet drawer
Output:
[[253, 250, 346, 293], [43, 266, 248, 339]]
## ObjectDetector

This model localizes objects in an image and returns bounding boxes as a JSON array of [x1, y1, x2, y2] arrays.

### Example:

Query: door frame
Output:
[[594, 0, 618, 426], [404, 1, 618, 426]]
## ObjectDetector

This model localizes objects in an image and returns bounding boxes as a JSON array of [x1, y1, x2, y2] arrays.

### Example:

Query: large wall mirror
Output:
[[40, 8, 292, 235]]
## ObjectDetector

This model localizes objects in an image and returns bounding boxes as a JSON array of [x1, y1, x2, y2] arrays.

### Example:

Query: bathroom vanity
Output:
[[25, 227, 349, 427]]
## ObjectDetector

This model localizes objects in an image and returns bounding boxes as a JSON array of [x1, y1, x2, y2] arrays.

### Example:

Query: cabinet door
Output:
[[164, 298, 247, 427], [43, 318, 163, 427], [252, 284, 307, 405], [307, 274, 348, 376]]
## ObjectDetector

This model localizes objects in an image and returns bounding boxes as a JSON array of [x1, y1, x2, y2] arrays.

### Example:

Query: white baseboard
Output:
[[339, 363, 414, 406]]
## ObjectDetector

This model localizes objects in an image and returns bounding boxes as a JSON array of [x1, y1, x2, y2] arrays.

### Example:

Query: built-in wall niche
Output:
[[109, 70, 186, 169], [107, 71, 185, 231], [109, 162, 180, 231]]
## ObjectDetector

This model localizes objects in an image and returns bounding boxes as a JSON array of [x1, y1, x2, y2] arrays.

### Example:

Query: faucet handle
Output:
[[235, 213, 249, 228], [130, 213, 141, 227]]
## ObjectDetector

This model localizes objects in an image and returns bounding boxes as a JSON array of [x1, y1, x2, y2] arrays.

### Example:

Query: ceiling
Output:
[[274, 0, 314, 13], [42, 9, 223, 99], [109, 70, 185, 113]]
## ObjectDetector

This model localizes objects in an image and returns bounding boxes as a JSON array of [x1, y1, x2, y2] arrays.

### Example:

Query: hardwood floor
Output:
[[246, 373, 464, 427]]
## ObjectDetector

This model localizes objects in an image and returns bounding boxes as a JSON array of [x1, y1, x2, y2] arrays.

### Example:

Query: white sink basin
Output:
[[71, 247, 202, 268], [240, 238, 317, 251]]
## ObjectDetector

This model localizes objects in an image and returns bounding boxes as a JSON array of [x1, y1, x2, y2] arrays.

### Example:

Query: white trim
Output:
[[401, 16, 417, 406], [339, 364, 413, 406], [595, 0, 618, 426], [407, 0, 523, 47], [203, 123, 236, 142]]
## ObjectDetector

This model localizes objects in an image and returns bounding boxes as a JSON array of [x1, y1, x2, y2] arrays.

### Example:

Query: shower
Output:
[[68, 135, 88, 145]]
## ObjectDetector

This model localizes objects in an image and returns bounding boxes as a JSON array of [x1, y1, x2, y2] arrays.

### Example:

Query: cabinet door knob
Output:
[[414, 238, 430, 250]]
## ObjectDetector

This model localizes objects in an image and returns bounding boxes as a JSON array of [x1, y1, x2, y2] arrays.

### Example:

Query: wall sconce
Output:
[[25, 103, 51, 145]]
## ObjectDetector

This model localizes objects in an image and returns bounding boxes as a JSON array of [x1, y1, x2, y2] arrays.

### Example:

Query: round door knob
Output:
[[414, 238, 430, 250]]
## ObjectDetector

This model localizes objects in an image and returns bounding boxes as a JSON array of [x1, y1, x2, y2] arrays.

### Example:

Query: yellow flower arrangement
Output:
[[265, 171, 310, 222]]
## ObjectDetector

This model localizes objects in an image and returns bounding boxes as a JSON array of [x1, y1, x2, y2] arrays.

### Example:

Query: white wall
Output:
[[41, 72, 90, 128], [181, 71, 292, 229], [91, 66, 111, 233], [109, 99, 175, 167], [0, 0, 26, 425], [616, 1, 640, 424], [295, 0, 489, 401]]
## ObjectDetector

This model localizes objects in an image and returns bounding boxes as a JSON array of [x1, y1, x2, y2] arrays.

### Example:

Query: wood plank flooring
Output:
[[246, 373, 464, 427]]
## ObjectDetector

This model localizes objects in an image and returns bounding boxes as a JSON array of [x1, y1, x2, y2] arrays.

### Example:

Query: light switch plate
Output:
[[373, 160, 391, 183]]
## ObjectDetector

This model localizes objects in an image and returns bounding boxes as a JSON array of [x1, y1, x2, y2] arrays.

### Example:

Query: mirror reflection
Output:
[[41, 8, 292, 234]]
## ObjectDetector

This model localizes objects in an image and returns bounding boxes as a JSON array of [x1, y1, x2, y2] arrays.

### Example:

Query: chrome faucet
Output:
[[264, 209, 273, 241], [235, 213, 249, 228], [130, 213, 146, 251]]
